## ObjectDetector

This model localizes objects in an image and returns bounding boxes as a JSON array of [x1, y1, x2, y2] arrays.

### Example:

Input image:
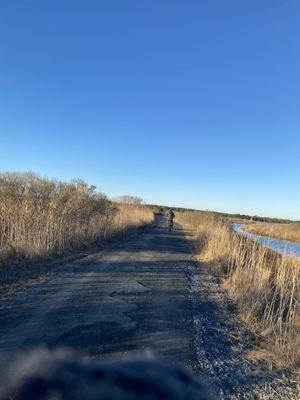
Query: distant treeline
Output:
[[145, 204, 298, 224]]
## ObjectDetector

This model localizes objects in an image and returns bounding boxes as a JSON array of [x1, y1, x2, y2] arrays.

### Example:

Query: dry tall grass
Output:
[[245, 223, 300, 244], [177, 211, 300, 368], [0, 172, 153, 265]]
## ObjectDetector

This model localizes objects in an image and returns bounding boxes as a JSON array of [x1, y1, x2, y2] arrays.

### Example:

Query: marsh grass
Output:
[[245, 223, 300, 244], [0, 172, 153, 266], [177, 211, 300, 368]]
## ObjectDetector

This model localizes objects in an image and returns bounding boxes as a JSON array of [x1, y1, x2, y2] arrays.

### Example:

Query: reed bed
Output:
[[177, 211, 300, 368], [0, 172, 153, 265], [245, 223, 300, 244]]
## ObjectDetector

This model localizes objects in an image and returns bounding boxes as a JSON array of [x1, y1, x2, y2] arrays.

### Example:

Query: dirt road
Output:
[[0, 217, 197, 365], [0, 216, 295, 399]]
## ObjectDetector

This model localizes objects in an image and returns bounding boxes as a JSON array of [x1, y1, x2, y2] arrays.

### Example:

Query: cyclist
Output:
[[167, 208, 175, 232]]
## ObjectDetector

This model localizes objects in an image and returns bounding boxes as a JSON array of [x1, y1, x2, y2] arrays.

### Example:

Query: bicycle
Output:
[[168, 219, 174, 232]]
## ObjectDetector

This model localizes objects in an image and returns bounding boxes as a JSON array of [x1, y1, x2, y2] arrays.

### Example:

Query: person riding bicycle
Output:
[[167, 208, 175, 231]]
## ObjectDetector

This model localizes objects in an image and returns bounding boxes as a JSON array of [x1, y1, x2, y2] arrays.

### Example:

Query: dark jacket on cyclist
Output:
[[167, 209, 175, 222]]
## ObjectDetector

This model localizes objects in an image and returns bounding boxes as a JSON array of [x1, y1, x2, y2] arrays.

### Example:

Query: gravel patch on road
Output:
[[187, 261, 298, 399]]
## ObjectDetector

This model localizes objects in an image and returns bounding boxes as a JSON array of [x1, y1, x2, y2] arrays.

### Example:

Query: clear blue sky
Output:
[[1, 1, 299, 219]]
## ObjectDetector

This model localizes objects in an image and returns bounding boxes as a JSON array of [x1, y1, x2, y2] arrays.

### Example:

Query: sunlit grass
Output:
[[177, 211, 300, 369], [245, 223, 300, 244], [0, 172, 153, 264]]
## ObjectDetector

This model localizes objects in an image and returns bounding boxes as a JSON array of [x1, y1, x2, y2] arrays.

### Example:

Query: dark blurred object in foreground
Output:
[[0, 349, 215, 400]]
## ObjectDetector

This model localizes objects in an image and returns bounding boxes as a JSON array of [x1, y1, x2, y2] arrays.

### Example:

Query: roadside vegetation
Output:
[[245, 223, 300, 244], [0, 172, 153, 267], [177, 211, 299, 369]]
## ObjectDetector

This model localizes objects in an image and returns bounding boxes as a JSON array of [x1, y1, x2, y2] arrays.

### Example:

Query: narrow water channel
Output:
[[232, 224, 300, 258]]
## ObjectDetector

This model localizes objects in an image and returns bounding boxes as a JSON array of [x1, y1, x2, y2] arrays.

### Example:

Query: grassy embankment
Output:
[[245, 223, 300, 244], [0, 172, 153, 269], [177, 211, 299, 369]]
